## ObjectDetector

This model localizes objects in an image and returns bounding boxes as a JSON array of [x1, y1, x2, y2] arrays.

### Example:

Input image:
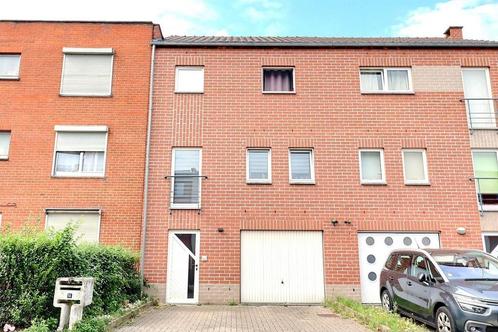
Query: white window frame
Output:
[[60, 48, 114, 97], [52, 125, 108, 178], [44, 208, 101, 243], [175, 66, 205, 93], [288, 149, 315, 184], [472, 149, 498, 211], [170, 148, 202, 210], [0, 131, 11, 160], [359, 149, 386, 184], [402, 149, 429, 185], [0, 54, 21, 79], [359, 67, 413, 94], [246, 148, 272, 184], [482, 232, 498, 254], [262, 67, 296, 94]]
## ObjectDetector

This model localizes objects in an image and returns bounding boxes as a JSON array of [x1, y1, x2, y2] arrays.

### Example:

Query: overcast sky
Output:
[[1, 0, 497, 39]]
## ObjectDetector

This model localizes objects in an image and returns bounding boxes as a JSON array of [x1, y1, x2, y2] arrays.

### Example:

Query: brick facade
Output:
[[0, 21, 157, 249], [144, 45, 497, 303]]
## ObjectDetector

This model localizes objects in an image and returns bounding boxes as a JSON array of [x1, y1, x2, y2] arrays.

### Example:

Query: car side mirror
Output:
[[417, 272, 428, 283]]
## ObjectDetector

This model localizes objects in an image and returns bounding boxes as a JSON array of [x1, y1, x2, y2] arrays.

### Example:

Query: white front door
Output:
[[241, 231, 324, 303], [357, 232, 440, 304], [166, 230, 200, 304], [462, 68, 495, 128]]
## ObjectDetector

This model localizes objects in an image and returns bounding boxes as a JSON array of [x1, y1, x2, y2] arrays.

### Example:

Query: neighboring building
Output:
[[143, 26, 498, 304], [0, 21, 161, 249]]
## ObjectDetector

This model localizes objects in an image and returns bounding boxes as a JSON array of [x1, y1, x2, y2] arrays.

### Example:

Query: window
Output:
[[171, 148, 202, 209], [0, 54, 20, 79], [60, 48, 114, 96], [246, 149, 271, 183], [402, 149, 429, 185], [175, 66, 204, 93], [360, 68, 412, 93], [0, 132, 11, 160], [53, 126, 108, 177], [385, 253, 398, 270], [45, 210, 100, 244], [410, 255, 429, 278], [262, 68, 295, 93], [289, 149, 315, 184], [427, 259, 444, 283], [483, 234, 498, 256], [472, 150, 498, 208], [359, 149, 385, 184], [394, 254, 412, 274]]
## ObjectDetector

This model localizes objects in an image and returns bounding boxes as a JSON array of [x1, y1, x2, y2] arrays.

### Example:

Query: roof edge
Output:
[[0, 19, 155, 25]]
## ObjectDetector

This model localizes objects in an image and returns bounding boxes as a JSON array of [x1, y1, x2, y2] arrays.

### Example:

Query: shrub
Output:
[[0, 227, 143, 329]]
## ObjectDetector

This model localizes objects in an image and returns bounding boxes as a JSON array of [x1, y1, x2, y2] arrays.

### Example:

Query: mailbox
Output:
[[53, 277, 94, 331]]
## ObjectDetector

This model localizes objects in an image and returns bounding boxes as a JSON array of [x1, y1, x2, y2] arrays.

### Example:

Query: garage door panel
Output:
[[241, 231, 324, 303], [358, 232, 440, 304]]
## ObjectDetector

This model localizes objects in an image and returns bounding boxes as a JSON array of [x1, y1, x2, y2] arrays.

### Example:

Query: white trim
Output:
[[0, 54, 21, 79], [166, 230, 200, 304], [44, 208, 102, 243], [262, 67, 296, 94], [60, 52, 114, 97], [170, 148, 202, 210], [359, 149, 386, 184], [360, 67, 413, 94], [174, 66, 204, 93], [462, 67, 495, 129], [402, 149, 430, 185], [482, 232, 498, 253], [63, 47, 114, 54], [471, 149, 498, 211], [246, 148, 272, 184], [0, 131, 11, 160], [288, 149, 315, 184], [51, 129, 108, 178], [54, 125, 108, 132]]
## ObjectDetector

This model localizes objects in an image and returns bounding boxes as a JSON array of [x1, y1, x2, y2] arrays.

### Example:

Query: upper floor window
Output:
[[175, 66, 204, 93], [0, 54, 20, 79], [360, 68, 412, 93], [60, 48, 114, 96], [171, 148, 202, 209], [289, 149, 315, 184], [359, 149, 385, 184], [45, 209, 100, 244], [472, 150, 498, 209], [263, 68, 295, 93], [402, 149, 429, 185], [0, 131, 11, 160], [246, 149, 271, 184], [53, 126, 108, 177]]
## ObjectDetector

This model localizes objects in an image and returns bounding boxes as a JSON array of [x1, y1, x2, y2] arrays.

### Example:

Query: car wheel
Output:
[[436, 306, 455, 332], [381, 290, 393, 312]]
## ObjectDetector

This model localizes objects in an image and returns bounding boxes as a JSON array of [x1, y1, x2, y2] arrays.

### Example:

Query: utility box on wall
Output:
[[53, 277, 94, 331]]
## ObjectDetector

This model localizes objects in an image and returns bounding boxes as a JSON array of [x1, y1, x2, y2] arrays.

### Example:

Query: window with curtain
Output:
[[473, 151, 498, 206], [0, 54, 20, 79], [402, 149, 429, 184], [263, 68, 294, 92], [289, 149, 314, 183], [360, 68, 411, 92], [0, 132, 11, 159], [60, 49, 113, 96], [53, 129, 107, 176], [172, 149, 201, 208], [45, 210, 100, 244], [247, 149, 271, 183], [360, 150, 385, 183], [175, 66, 204, 93]]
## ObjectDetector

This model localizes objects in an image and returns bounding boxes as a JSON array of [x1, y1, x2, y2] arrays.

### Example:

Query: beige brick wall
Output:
[[200, 284, 240, 304], [412, 65, 463, 92], [470, 131, 498, 148], [481, 212, 498, 232], [325, 284, 361, 301], [145, 283, 166, 302]]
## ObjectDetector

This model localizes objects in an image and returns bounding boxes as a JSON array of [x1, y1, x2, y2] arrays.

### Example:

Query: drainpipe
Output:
[[139, 43, 156, 295]]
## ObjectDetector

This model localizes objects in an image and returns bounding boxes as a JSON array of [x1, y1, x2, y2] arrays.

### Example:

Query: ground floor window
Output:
[[45, 209, 101, 244]]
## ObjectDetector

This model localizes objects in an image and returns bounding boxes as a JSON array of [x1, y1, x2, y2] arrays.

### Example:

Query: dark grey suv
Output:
[[380, 248, 498, 332]]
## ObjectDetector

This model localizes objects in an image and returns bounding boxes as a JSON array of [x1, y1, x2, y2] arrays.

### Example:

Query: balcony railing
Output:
[[461, 98, 498, 132], [471, 177, 498, 215], [165, 174, 207, 210]]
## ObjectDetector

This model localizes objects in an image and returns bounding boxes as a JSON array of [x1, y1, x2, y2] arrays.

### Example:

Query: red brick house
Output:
[[0, 21, 161, 249], [142, 27, 498, 304]]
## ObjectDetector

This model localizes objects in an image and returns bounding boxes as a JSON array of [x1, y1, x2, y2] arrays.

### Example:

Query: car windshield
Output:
[[431, 251, 498, 280]]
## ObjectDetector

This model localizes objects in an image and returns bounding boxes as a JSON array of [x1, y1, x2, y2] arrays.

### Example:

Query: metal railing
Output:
[[470, 177, 498, 215], [165, 174, 207, 209], [461, 98, 498, 132]]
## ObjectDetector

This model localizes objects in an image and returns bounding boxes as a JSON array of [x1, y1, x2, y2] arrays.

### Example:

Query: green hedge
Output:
[[0, 227, 143, 329]]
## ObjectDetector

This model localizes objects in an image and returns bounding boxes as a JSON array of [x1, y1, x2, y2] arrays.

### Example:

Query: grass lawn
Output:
[[326, 297, 430, 332]]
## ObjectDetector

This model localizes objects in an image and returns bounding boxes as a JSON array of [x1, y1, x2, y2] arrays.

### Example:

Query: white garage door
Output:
[[358, 232, 440, 304], [241, 231, 324, 303]]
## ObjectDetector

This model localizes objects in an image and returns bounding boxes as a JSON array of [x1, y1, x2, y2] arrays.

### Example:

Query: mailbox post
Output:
[[53, 277, 94, 331]]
